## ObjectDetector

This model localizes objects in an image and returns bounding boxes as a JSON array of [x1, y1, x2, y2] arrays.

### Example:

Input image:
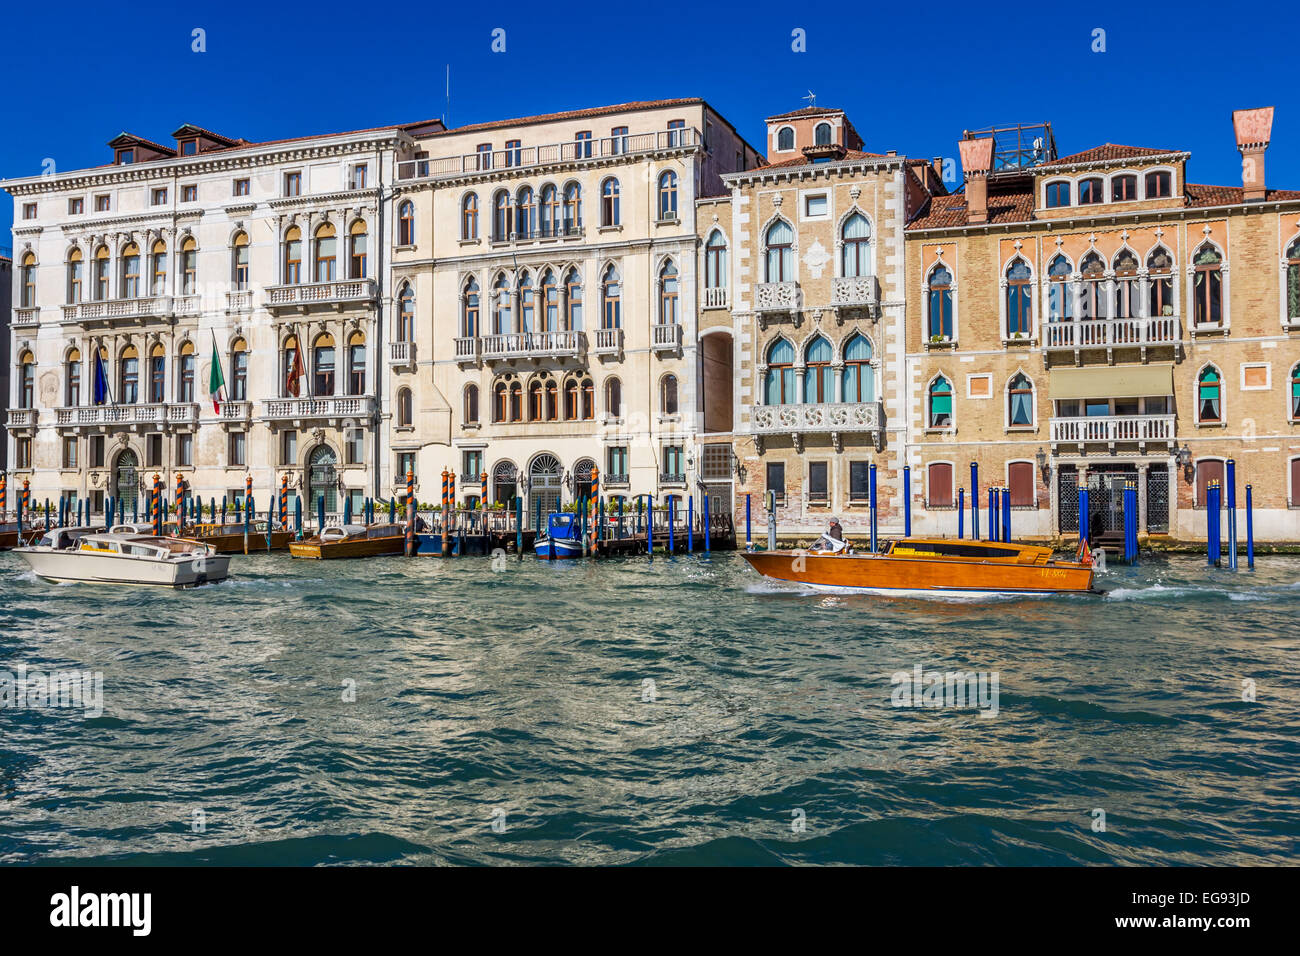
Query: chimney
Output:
[[1233, 106, 1274, 202], [958, 137, 994, 224]]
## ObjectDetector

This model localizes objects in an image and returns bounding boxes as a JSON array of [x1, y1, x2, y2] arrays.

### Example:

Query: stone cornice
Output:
[[1036, 151, 1190, 176], [58, 209, 204, 235], [267, 188, 380, 212], [723, 155, 906, 188]]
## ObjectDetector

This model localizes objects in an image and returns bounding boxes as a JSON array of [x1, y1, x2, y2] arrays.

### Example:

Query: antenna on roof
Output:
[[803, 90, 817, 108]]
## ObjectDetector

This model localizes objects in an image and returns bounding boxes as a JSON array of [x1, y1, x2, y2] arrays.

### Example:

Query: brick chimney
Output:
[[1233, 106, 1274, 202], [958, 137, 994, 224]]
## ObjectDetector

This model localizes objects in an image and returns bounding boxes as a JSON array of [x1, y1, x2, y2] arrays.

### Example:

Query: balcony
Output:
[[219, 401, 252, 423], [53, 403, 199, 430], [754, 281, 801, 327], [226, 289, 254, 313], [592, 327, 624, 358], [659, 472, 687, 486], [389, 339, 416, 371], [454, 336, 480, 366], [481, 330, 586, 364], [1042, 316, 1181, 362], [12, 307, 40, 328], [261, 395, 376, 425], [703, 287, 729, 310], [396, 128, 701, 182], [1050, 414, 1176, 450], [750, 401, 884, 453], [264, 279, 376, 313], [6, 408, 36, 430], [490, 223, 585, 245], [830, 276, 879, 317], [652, 323, 683, 353], [61, 295, 179, 327]]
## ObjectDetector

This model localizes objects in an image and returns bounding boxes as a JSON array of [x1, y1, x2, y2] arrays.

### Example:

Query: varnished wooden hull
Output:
[[742, 550, 1095, 596], [288, 535, 407, 560], [186, 529, 295, 553]]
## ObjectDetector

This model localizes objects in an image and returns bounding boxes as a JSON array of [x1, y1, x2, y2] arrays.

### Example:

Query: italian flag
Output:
[[208, 333, 226, 414]]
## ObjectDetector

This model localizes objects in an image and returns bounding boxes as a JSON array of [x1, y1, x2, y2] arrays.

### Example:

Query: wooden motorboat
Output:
[[742, 537, 1096, 596], [288, 523, 408, 559], [111, 521, 293, 553], [16, 531, 230, 587], [1, 523, 61, 549], [534, 512, 583, 559]]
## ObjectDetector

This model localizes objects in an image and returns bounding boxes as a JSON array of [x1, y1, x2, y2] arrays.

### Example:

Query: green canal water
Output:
[[1, 549, 1297, 865]]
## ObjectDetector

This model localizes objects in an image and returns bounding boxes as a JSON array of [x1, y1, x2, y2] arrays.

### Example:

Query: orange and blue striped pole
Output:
[[279, 473, 289, 531], [590, 466, 600, 552], [175, 473, 185, 533], [406, 468, 415, 556], [152, 473, 161, 535], [22, 479, 31, 532], [440, 468, 450, 556], [0, 474, 7, 522]]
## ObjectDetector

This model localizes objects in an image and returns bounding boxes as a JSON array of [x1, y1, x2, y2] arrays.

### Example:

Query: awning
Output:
[[1049, 364, 1173, 400]]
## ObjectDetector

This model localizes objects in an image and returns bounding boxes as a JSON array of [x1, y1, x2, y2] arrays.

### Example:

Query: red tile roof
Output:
[[1185, 182, 1300, 206], [765, 106, 843, 121], [1041, 144, 1179, 166], [907, 186, 1036, 229], [445, 98, 703, 136], [758, 148, 889, 170]]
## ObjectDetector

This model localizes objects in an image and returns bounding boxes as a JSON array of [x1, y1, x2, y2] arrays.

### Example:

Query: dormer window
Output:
[[1045, 181, 1070, 208], [1078, 178, 1104, 204], [116, 148, 134, 165], [180, 139, 198, 156], [777, 127, 795, 151], [814, 122, 832, 146]]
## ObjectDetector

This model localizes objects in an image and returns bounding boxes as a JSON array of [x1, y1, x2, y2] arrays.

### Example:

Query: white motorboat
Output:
[[16, 531, 230, 587]]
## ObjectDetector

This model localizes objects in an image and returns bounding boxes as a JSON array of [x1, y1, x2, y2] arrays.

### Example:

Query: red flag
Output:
[[287, 331, 306, 397]]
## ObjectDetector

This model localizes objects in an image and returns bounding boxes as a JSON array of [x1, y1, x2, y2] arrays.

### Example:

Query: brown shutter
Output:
[[927, 462, 953, 507], [1291, 458, 1300, 507], [1196, 460, 1225, 506], [1009, 461, 1035, 507]]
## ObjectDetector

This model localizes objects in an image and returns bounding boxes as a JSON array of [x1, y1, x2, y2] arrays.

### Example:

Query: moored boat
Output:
[[288, 523, 408, 559], [16, 531, 230, 587], [534, 512, 583, 559], [110, 521, 293, 553], [742, 537, 1096, 597]]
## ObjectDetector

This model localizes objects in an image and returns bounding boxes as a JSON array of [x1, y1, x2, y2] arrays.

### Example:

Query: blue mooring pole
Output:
[[988, 487, 997, 542], [646, 495, 654, 558], [294, 496, 303, 540], [1226, 458, 1238, 571], [903, 465, 912, 538], [1003, 486, 1012, 542], [970, 462, 980, 541], [1245, 484, 1255, 570], [745, 494, 752, 549], [515, 495, 523, 557], [957, 488, 965, 539], [869, 463, 878, 553], [687, 495, 694, 553], [1207, 482, 1221, 567], [667, 496, 675, 555], [1079, 487, 1090, 548], [703, 491, 710, 554]]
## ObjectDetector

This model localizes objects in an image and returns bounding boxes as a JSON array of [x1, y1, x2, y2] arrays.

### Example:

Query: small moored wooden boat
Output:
[[111, 521, 293, 553], [742, 537, 1096, 596], [288, 523, 408, 559]]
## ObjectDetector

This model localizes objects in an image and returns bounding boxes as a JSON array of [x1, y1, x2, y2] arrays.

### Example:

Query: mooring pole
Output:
[[687, 495, 694, 553], [1226, 458, 1238, 571], [765, 490, 776, 552], [903, 465, 912, 537], [703, 492, 711, 554], [745, 493, 752, 550], [869, 464, 878, 553], [957, 488, 964, 539], [970, 461, 980, 541], [1002, 486, 1012, 543], [1207, 480, 1221, 567], [1245, 484, 1255, 570]]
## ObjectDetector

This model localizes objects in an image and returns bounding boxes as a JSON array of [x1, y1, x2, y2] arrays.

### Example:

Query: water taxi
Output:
[[741, 537, 1096, 597], [16, 531, 230, 587], [110, 521, 293, 553], [288, 523, 408, 559], [534, 512, 583, 559]]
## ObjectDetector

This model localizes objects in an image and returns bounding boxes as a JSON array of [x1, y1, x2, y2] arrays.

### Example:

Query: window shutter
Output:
[[927, 463, 952, 507], [1009, 462, 1035, 508]]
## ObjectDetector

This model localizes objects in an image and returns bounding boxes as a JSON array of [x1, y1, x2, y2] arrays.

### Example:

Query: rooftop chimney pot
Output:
[[1233, 106, 1274, 202]]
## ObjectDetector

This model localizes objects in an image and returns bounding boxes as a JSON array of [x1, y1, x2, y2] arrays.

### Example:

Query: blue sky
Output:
[[4, 0, 1299, 235]]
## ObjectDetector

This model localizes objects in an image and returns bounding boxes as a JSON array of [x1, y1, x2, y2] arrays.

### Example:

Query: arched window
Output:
[[1005, 258, 1032, 336], [841, 213, 872, 277], [493, 190, 512, 240], [926, 265, 953, 340], [776, 127, 794, 151], [150, 240, 168, 295], [313, 333, 336, 396], [398, 200, 415, 245], [1112, 174, 1138, 201], [659, 261, 679, 324], [509, 381, 522, 422], [545, 377, 558, 421], [1047, 255, 1073, 322], [600, 178, 620, 227], [1008, 373, 1034, 427], [1145, 170, 1171, 198], [348, 221, 368, 279], [539, 184, 559, 237], [18, 351, 34, 409], [493, 381, 508, 423], [657, 171, 678, 221], [231, 339, 248, 401], [765, 220, 794, 282], [601, 265, 621, 328], [347, 331, 366, 395], [1113, 250, 1139, 320], [460, 278, 478, 338], [464, 384, 479, 424], [492, 274, 511, 333], [1078, 177, 1104, 205], [705, 230, 727, 290], [283, 227, 302, 284], [66, 348, 82, 407], [19, 252, 36, 307], [397, 387, 413, 427], [148, 343, 166, 403], [1078, 252, 1108, 320], [1286, 239, 1300, 322], [516, 186, 535, 238], [93, 245, 110, 300], [1193, 244, 1223, 326], [461, 193, 478, 240], [1197, 366, 1222, 423], [177, 341, 196, 402], [814, 122, 832, 146], [540, 270, 558, 331], [562, 183, 581, 233], [398, 282, 415, 341], [493, 460, 518, 507], [1148, 246, 1174, 318], [928, 376, 953, 428], [842, 334, 874, 402], [179, 237, 197, 294], [605, 377, 622, 417], [1290, 363, 1300, 420], [313, 223, 337, 282], [231, 233, 249, 290], [563, 377, 579, 420], [1045, 181, 1071, 208], [528, 380, 543, 421], [804, 335, 832, 403], [661, 374, 679, 416], [120, 242, 141, 298], [764, 339, 795, 405], [518, 271, 535, 332], [67, 248, 84, 303], [565, 268, 583, 330]]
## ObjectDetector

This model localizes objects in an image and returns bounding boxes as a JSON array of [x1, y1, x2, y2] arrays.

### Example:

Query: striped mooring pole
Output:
[[440, 468, 450, 556], [152, 474, 162, 535], [175, 473, 185, 534], [407, 469, 416, 557], [280, 474, 289, 531], [0, 474, 6, 523], [590, 466, 600, 554]]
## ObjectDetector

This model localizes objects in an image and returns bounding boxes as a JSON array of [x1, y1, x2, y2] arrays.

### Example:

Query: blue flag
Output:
[[93, 351, 110, 405]]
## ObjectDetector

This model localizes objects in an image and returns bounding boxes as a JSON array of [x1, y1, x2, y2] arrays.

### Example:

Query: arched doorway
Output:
[[528, 454, 562, 527], [308, 444, 338, 513], [492, 460, 517, 509], [114, 449, 139, 517], [574, 458, 597, 501]]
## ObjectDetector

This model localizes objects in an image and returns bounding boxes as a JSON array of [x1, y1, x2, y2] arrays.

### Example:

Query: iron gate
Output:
[[1057, 466, 1078, 533], [1147, 465, 1170, 533]]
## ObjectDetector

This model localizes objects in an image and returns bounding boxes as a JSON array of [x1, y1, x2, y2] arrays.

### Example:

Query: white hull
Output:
[[18, 548, 230, 587], [534, 538, 583, 558]]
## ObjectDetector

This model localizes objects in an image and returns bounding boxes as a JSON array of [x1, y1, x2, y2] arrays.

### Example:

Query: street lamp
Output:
[[1176, 443, 1194, 483], [1036, 446, 1051, 483]]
